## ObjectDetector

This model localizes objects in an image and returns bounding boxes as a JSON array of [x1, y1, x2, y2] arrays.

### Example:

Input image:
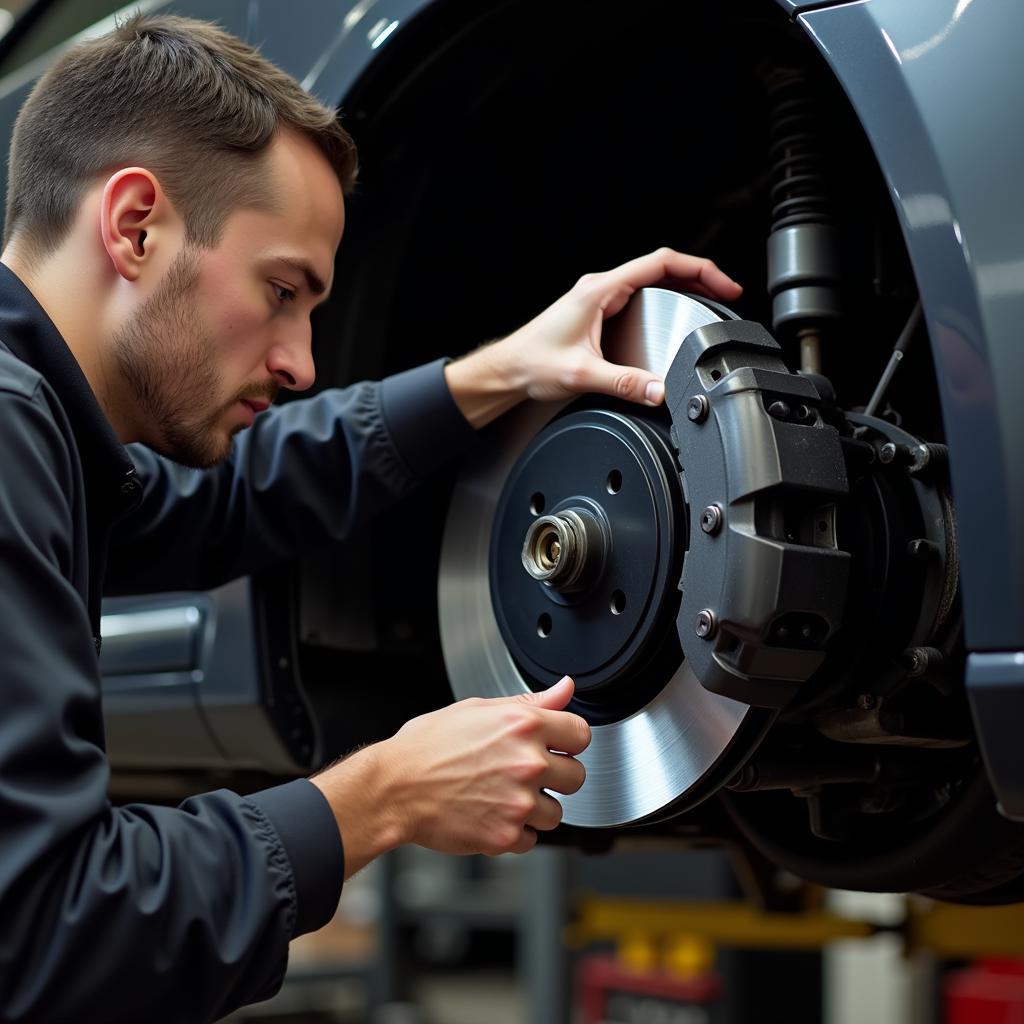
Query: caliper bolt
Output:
[[695, 609, 717, 639], [768, 400, 791, 420], [879, 442, 915, 466], [908, 442, 950, 477], [903, 646, 930, 677], [856, 693, 877, 711], [901, 646, 948, 685], [687, 395, 709, 423], [699, 504, 723, 535]]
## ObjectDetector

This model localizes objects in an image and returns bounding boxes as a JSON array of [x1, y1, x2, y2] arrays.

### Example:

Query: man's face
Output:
[[113, 131, 345, 468]]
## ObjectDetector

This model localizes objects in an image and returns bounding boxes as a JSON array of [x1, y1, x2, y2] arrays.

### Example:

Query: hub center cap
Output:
[[521, 507, 604, 591]]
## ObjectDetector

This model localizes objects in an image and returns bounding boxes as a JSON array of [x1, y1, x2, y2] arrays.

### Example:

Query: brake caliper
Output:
[[665, 319, 850, 708]]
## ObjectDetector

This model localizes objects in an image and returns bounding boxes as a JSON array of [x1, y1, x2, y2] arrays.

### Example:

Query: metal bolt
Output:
[[794, 404, 813, 421], [856, 694, 877, 711], [902, 646, 945, 679], [768, 400, 791, 420], [695, 609, 717, 639], [687, 395, 709, 423], [908, 442, 950, 477], [699, 504, 723, 535], [879, 442, 915, 466], [904, 647, 929, 677]]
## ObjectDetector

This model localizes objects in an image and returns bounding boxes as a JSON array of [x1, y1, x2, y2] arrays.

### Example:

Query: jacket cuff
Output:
[[247, 778, 344, 936], [380, 358, 476, 480]]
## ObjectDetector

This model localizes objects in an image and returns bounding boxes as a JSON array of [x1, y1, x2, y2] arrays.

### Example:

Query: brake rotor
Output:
[[439, 288, 774, 828]]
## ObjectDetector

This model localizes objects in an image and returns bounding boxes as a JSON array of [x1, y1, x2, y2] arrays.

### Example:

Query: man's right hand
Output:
[[309, 676, 590, 877]]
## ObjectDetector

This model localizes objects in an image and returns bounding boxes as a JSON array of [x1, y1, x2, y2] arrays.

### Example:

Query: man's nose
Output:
[[267, 327, 316, 392]]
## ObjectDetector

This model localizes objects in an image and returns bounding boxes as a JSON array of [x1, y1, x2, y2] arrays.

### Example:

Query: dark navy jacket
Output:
[[0, 263, 475, 1022]]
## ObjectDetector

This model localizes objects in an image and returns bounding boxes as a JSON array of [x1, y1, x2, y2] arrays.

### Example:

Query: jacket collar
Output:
[[0, 262, 137, 493]]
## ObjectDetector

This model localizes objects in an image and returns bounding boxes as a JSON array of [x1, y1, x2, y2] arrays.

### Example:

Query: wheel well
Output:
[[292, 0, 924, 747]]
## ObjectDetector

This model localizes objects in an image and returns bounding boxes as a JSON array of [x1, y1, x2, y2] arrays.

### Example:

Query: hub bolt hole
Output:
[[529, 492, 545, 516], [606, 470, 622, 494], [537, 613, 553, 638], [610, 590, 626, 615]]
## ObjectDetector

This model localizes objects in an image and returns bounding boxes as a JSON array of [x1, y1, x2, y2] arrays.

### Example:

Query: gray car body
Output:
[[0, 0, 1019, 816]]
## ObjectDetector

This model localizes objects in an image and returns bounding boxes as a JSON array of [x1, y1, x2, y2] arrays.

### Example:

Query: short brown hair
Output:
[[3, 13, 358, 260]]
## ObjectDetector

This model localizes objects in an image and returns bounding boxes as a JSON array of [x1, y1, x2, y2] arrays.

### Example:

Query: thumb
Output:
[[508, 676, 575, 710], [582, 354, 665, 407]]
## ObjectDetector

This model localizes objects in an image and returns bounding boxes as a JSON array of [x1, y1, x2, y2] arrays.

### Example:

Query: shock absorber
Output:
[[765, 68, 841, 374]]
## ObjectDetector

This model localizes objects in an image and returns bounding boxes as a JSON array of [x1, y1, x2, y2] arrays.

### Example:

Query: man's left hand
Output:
[[445, 248, 742, 428]]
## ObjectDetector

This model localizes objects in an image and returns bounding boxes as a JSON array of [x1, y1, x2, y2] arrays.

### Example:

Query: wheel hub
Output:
[[490, 408, 681, 705]]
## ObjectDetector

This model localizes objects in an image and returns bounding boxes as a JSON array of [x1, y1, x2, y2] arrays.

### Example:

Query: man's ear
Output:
[[99, 168, 169, 282]]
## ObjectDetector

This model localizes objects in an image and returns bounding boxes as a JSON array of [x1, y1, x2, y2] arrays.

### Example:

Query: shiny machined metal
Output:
[[699, 504, 723, 535], [695, 609, 717, 639], [521, 509, 593, 590], [438, 289, 770, 828], [686, 394, 709, 422]]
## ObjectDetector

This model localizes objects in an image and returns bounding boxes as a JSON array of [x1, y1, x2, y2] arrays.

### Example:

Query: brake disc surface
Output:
[[438, 289, 772, 827]]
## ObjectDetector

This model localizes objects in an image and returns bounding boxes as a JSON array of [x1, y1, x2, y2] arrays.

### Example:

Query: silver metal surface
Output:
[[521, 509, 597, 591], [699, 504, 723, 536], [438, 289, 765, 827]]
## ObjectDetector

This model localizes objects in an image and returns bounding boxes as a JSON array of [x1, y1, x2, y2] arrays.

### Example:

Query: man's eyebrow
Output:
[[276, 257, 329, 301]]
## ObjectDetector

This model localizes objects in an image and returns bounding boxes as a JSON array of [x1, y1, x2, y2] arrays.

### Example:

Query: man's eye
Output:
[[273, 283, 296, 304]]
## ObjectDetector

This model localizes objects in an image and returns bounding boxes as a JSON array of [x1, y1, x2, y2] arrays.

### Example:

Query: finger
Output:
[[495, 675, 574, 711], [525, 792, 564, 832], [670, 251, 743, 301], [535, 707, 592, 756], [644, 248, 743, 299], [541, 751, 586, 795], [593, 248, 742, 318], [657, 279, 725, 301], [510, 826, 538, 855], [566, 352, 665, 407]]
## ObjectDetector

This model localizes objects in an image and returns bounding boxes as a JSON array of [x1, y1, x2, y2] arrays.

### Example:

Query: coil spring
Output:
[[767, 68, 834, 232]]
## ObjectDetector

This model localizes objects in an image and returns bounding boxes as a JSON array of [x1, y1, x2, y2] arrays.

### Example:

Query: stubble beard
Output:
[[112, 248, 237, 469]]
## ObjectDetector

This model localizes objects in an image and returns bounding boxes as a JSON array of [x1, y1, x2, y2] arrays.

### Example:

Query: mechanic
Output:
[[0, 14, 741, 1023]]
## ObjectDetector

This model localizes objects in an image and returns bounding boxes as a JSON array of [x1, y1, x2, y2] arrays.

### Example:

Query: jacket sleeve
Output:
[[0, 385, 344, 1024], [105, 358, 476, 594]]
